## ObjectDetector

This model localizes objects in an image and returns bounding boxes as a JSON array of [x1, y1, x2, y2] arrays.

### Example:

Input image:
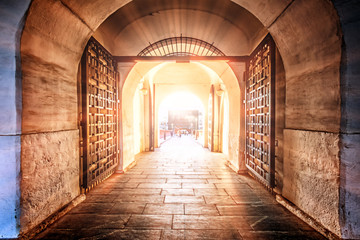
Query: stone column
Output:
[[117, 62, 135, 172]]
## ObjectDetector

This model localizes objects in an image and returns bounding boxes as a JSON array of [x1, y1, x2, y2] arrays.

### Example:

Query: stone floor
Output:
[[36, 136, 326, 240]]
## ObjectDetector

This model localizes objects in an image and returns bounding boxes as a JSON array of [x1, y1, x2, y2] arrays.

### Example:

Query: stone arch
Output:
[[120, 61, 239, 165], [1, 0, 355, 238]]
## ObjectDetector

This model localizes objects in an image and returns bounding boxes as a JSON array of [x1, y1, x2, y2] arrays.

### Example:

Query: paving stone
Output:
[[166, 179, 208, 184], [162, 229, 242, 240], [206, 178, 242, 183], [51, 214, 130, 229], [194, 188, 228, 196], [124, 171, 145, 175], [138, 183, 182, 189], [124, 174, 148, 179], [126, 215, 172, 229], [182, 175, 215, 179], [103, 229, 162, 240], [69, 202, 115, 214], [231, 195, 262, 204], [144, 171, 176, 174], [108, 203, 146, 214], [36, 229, 163, 240], [173, 215, 252, 230], [128, 178, 167, 183], [217, 205, 264, 216], [245, 216, 315, 231], [204, 195, 237, 204], [111, 188, 162, 195], [165, 196, 205, 204], [86, 187, 114, 194], [105, 176, 131, 183], [147, 174, 183, 179], [184, 204, 219, 215], [114, 195, 165, 203], [103, 182, 140, 189], [176, 171, 211, 175], [84, 194, 117, 203], [224, 188, 255, 195], [182, 183, 216, 189], [143, 203, 184, 215], [215, 183, 252, 189], [250, 204, 294, 217], [161, 189, 195, 196]]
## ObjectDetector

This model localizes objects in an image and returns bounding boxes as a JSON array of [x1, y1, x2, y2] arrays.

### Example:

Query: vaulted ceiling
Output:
[[93, 0, 267, 56]]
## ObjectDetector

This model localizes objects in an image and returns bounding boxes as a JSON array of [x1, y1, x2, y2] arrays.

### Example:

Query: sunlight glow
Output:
[[160, 92, 204, 111]]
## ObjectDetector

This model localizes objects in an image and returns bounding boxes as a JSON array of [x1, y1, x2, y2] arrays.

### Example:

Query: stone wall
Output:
[[19, 0, 89, 233], [274, 50, 286, 194], [20, 130, 79, 233], [333, 1, 360, 238], [269, 0, 343, 236], [0, 0, 30, 238], [283, 129, 341, 235]]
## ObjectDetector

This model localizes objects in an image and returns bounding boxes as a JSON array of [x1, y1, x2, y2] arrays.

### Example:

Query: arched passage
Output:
[[121, 61, 239, 170], [157, 92, 205, 144], [0, 0, 358, 239]]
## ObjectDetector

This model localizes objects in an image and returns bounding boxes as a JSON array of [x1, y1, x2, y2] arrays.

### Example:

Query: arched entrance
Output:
[[157, 92, 205, 146], [120, 60, 240, 170], [1, 0, 358, 239]]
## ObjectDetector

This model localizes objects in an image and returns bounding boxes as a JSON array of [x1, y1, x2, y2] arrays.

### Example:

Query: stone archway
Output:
[[19, 0, 343, 236], [2, 0, 359, 238]]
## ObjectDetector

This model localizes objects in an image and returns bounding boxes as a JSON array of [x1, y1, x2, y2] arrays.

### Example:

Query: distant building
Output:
[[168, 110, 201, 130]]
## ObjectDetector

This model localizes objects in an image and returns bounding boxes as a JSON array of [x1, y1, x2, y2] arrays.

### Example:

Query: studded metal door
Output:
[[245, 35, 275, 188], [81, 37, 119, 190]]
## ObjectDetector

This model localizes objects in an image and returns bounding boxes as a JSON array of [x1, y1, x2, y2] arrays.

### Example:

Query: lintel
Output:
[[113, 56, 249, 63]]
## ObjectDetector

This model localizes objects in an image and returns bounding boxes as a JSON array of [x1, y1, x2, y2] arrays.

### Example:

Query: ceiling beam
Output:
[[113, 56, 249, 62]]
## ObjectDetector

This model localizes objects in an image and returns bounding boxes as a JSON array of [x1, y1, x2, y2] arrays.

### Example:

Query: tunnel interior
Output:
[[0, 0, 359, 239]]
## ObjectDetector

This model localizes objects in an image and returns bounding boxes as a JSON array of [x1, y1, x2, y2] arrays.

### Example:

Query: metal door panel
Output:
[[81, 37, 119, 190], [245, 35, 275, 188]]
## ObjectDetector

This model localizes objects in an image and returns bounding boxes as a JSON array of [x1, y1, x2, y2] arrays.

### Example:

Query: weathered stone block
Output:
[[61, 0, 132, 31], [269, 0, 341, 78], [21, 29, 79, 133], [269, 0, 342, 133], [286, 62, 341, 133], [24, 0, 92, 54], [231, 0, 292, 27], [283, 129, 341, 236], [20, 130, 80, 233], [339, 133, 360, 239]]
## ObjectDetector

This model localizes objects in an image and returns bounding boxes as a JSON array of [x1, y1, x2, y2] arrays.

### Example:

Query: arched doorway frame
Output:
[[121, 61, 240, 164], [10, 0, 357, 238]]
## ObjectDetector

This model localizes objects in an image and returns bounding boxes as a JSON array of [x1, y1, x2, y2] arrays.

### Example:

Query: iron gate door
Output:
[[245, 35, 275, 188], [81, 37, 119, 190]]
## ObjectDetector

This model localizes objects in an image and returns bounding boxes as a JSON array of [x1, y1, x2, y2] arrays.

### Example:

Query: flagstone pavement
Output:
[[36, 136, 326, 240]]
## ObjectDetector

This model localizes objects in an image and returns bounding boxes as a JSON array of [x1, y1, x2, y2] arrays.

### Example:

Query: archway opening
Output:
[[158, 91, 205, 146], [13, 0, 349, 238]]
